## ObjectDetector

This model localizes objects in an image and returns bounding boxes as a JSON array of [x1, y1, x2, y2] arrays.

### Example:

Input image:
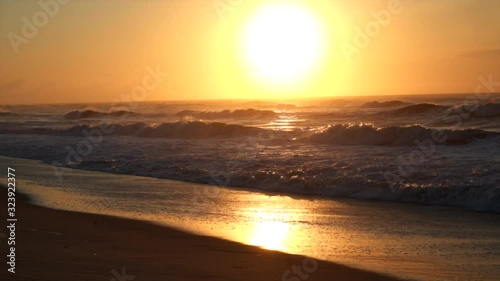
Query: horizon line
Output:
[[2, 91, 499, 106]]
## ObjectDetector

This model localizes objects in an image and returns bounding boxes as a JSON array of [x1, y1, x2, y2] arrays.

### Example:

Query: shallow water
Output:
[[2, 156, 499, 281]]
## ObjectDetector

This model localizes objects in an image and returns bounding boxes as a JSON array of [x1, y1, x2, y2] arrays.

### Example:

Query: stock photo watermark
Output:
[[213, 0, 243, 21], [384, 74, 500, 191], [192, 130, 276, 208], [5, 167, 17, 274], [110, 267, 135, 281], [282, 257, 318, 281], [340, 0, 406, 63], [7, 0, 70, 54], [51, 65, 168, 182]]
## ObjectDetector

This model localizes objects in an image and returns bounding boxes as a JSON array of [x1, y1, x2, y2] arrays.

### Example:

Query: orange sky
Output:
[[1, 0, 499, 104]]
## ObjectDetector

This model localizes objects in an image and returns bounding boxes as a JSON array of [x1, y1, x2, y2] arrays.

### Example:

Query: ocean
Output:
[[1, 93, 499, 212]]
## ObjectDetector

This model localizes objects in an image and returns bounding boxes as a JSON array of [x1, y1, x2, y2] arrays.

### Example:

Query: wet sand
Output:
[[1, 189, 400, 281]]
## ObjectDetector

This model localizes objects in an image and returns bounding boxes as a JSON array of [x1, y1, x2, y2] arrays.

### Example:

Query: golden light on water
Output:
[[243, 204, 299, 252], [249, 221, 291, 251], [266, 114, 302, 131]]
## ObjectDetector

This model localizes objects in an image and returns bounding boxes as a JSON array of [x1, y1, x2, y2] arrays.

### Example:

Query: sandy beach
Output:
[[1, 189, 400, 281]]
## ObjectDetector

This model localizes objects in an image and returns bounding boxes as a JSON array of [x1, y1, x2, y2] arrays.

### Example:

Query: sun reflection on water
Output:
[[266, 113, 303, 131], [242, 206, 300, 252], [249, 220, 291, 251]]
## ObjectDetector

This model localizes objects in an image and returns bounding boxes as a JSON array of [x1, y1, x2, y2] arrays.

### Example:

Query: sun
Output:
[[240, 2, 325, 88]]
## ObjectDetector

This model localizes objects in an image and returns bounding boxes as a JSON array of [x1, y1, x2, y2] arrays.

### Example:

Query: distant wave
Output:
[[2, 120, 496, 144], [64, 110, 139, 120], [306, 124, 495, 145], [0, 111, 13, 116], [447, 103, 500, 118], [384, 103, 448, 116], [3, 121, 264, 138], [175, 108, 277, 119], [361, 100, 410, 108], [0, 118, 276, 138]]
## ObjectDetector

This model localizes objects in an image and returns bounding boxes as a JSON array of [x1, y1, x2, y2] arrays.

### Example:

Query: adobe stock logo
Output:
[[213, 0, 243, 21], [51, 65, 168, 183], [7, 0, 70, 54], [339, 0, 405, 63], [110, 267, 135, 281], [282, 257, 318, 281]]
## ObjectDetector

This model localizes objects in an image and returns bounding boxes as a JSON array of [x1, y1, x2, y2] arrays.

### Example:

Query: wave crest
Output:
[[448, 103, 500, 118], [60, 121, 264, 138], [306, 124, 495, 145]]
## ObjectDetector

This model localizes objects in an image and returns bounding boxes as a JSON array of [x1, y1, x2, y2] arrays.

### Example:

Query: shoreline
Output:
[[2, 155, 499, 280], [1, 154, 498, 215], [1, 187, 401, 281]]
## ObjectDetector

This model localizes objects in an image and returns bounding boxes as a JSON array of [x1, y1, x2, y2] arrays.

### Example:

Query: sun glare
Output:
[[249, 221, 290, 251], [240, 2, 325, 88]]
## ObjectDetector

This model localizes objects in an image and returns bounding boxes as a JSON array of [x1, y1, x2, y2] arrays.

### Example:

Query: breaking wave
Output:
[[306, 124, 496, 145], [447, 103, 500, 118], [2, 119, 497, 145], [5, 121, 265, 138], [253, 179, 500, 213]]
